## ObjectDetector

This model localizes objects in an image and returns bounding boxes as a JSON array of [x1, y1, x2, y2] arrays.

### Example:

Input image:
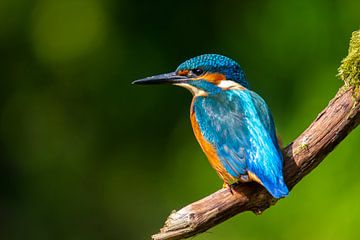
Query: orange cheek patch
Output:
[[200, 73, 226, 84]]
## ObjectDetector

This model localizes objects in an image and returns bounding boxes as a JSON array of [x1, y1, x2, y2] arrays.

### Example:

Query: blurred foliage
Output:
[[0, 0, 359, 239]]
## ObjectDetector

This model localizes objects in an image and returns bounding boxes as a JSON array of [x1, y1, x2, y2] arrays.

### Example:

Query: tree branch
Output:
[[152, 29, 360, 240]]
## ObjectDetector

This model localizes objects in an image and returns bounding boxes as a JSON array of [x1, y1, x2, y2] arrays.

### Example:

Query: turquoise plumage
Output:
[[133, 54, 289, 198]]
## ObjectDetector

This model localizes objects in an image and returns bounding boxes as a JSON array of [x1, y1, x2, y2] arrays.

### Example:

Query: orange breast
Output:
[[190, 98, 237, 184]]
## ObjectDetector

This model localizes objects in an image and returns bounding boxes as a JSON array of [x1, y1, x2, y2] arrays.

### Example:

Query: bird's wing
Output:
[[248, 90, 280, 151], [193, 89, 288, 198]]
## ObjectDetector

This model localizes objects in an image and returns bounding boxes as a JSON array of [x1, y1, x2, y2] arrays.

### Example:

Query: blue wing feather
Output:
[[193, 89, 288, 198]]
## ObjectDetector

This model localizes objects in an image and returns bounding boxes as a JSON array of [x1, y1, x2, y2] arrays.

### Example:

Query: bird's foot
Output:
[[223, 182, 234, 195]]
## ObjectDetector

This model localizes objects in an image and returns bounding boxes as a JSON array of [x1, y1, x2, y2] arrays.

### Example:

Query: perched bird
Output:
[[133, 54, 288, 198]]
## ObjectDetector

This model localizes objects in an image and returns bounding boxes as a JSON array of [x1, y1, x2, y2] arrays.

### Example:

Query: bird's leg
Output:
[[223, 182, 234, 195]]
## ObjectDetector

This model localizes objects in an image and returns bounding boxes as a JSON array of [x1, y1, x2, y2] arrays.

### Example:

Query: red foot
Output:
[[225, 183, 234, 195]]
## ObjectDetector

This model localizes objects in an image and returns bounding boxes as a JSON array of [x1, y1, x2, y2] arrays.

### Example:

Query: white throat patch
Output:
[[174, 83, 208, 96], [217, 80, 244, 90]]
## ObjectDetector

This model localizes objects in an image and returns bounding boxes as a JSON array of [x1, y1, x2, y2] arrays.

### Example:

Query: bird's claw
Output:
[[223, 182, 234, 195]]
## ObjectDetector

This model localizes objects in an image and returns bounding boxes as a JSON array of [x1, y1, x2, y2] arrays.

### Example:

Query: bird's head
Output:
[[133, 54, 249, 96]]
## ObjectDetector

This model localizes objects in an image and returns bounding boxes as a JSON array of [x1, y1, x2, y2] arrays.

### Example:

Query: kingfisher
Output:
[[133, 54, 289, 198]]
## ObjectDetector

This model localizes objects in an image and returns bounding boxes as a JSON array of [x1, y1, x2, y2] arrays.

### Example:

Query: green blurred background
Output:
[[0, 0, 359, 239]]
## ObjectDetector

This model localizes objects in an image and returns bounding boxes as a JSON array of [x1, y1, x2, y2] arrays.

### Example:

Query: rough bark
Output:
[[152, 30, 360, 240]]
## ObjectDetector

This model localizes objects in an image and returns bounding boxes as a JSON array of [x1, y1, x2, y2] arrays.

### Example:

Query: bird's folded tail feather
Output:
[[255, 172, 289, 199]]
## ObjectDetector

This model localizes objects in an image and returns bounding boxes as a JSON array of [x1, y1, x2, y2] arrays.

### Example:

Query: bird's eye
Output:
[[191, 68, 204, 76]]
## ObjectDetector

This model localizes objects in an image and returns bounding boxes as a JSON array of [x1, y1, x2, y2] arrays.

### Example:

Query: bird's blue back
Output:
[[193, 88, 288, 198]]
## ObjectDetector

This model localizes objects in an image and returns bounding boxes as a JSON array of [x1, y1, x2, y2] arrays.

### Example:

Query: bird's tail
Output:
[[248, 169, 289, 199], [261, 174, 289, 199]]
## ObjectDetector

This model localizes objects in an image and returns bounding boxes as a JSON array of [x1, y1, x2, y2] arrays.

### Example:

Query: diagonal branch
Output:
[[152, 29, 360, 240]]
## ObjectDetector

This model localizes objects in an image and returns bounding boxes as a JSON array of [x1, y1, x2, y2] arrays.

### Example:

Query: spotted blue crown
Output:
[[176, 54, 249, 88]]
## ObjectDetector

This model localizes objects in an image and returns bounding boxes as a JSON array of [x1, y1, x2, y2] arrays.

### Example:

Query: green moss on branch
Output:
[[338, 30, 360, 93]]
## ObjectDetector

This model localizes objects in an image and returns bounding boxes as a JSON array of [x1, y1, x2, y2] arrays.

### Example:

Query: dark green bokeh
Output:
[[0, 0, 359, 239]]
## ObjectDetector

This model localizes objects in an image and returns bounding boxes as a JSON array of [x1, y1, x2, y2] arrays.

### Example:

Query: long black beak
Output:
[[132, 72, 188, 85]]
